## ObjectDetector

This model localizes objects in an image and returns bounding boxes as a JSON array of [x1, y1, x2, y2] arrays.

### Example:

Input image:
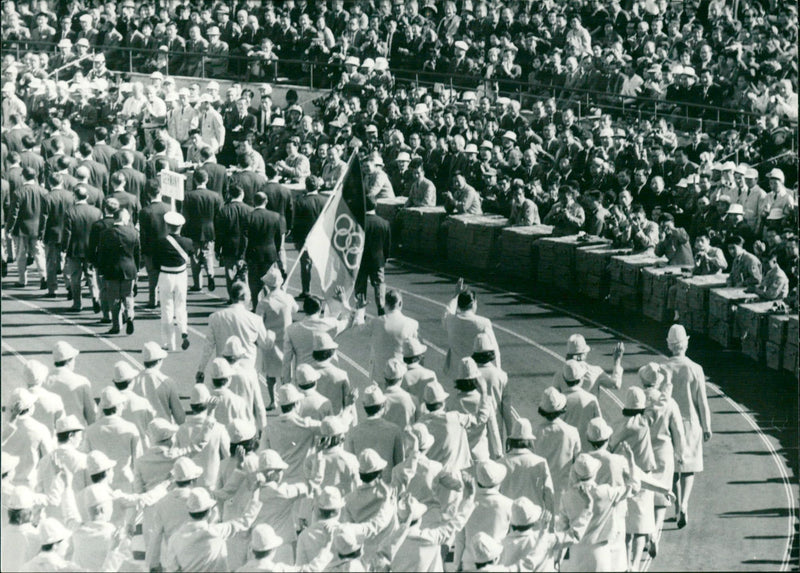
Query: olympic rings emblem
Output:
[[333, 213, 364, 270]]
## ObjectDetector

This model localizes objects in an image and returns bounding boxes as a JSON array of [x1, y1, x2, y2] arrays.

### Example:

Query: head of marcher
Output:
[[209, 358, 233, 390], [295, 363, 321, 391], [112, 360, 138, 391], [38, 517, 73, 557], [99, 386, 126, 417], [562, 359, 587, 387], [277, 384, 304, 414], [586, 416, 613, 450], [142, 341, 168, 370], [402, 337, 428, 365], [423, 380, 449, 412], [333, 526, 364, 561], [454, 357, 481, 393], [538, 386, 567, 420], [312, 331, 338, 362], [510, 497, 543, 532], [23, 359, 49, 389], [86, 451, 116, 484], [471, 332, 496, 365], [55, 415, 84, 448], [317, 486, 346, 521], [171, 457, 204, 487], [223, 335, 247, 365], [507, 417, 536, 451], [52, 340, 79, 371], [566, 333, 591, 360], [186, 487, 216, 521], [457, 289, 477, 313], [228, 419, 258, 457], [358, 448, 387, 483], [303, 294, 324, 317], [362, 384, 387, 417], [475, 459, 507, 491], [189, 384, 212, 415], [473, 531, 503, 569], [666, 324, 690, 356], [320, 416, 348, 450], [383, 357, 407, 387], [149, 418, 179, 447], [258, 449, 288, 483], [249, 523, 283, 561]]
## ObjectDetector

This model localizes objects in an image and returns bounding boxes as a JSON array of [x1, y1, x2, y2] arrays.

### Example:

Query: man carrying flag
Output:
[[298, 154, 368, 303], [355, 193, 391, 315]]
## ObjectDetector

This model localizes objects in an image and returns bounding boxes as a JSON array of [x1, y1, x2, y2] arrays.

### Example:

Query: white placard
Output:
[[160, 170, 185, 202]]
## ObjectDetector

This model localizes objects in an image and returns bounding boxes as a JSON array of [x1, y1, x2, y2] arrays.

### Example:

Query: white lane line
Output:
[[707, 381, 796, 572], [2, 293, 146, 370], [2, 340, 30, 365]]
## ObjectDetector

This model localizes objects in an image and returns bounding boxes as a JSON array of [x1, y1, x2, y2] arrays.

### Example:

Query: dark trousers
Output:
[[300, 250, 312, 295], [355, 266, 386, 315]]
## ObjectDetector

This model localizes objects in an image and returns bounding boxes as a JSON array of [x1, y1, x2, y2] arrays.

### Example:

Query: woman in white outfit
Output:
[[256, 264, 296, 409], [609, 387, 657, 572], [638, 362, 685, 557], [660, 324, 712, 529]]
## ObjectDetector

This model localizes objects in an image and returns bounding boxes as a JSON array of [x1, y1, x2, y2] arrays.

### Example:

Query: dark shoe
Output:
[[42, 292, 58, 298], [14, 282, 26, 287], [189, 285, 202, 292], [27, 255, 34, 266], [207, 276, 216, 292], [295, 292, 308, 301], [677, 511, 687, 529], [40, 278, 47, 290], [92, 299, 101, 313], [181, 333, 190, 350], [648, 537, 658, 559], [126, 318, 135, 335], [106, 326, 121, 335], [65, 305, 82, 312], [99, 317, 112, 324], [266, 402, 276, 411], [133, 283, 138, 297]]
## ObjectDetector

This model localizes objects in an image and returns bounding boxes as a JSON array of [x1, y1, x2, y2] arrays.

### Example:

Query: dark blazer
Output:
[[19, 150, 45, 180], [92, 143, 117, 173], [138, 199, 170, 256], [63, 202, 102, 258], [82, 183, 104, 209], [215, 200, 252, 260], [117, 167, 147, 201], [2, 127, 33, 154], [110, 149, 147, 174], [360, 212, 391, 273], [228, 170, 267, 206], [182, 187, 223, 242], [88, 215, 115, 267], [9, 183, 47, 236], [97, 223, 140, 280], [199, 162, 228, 194], [245, 207, 282, 266], [292, 192, 327, 247], [107, 190, 141, 225], [263, 181, 294, 234], [40, 189, 75, 244]]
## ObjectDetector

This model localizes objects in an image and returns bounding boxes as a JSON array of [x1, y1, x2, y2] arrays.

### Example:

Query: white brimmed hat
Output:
[[566, 334, 591, 355], [251, 524, 283, 552], [53, 341, 80, 363], [142, 341, 168, 362]]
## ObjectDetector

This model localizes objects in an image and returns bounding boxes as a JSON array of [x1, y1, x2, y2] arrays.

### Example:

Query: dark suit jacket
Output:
[[263, 181, 294, 234], [182, 187, 223, 242], [108, 190, 141, 225], [138, 200, 170, 256], [117, 167, 147, 201], [82, 183, 104, 209], [10, 183, 47, 236], [19, 151, 45, 180], [63, 202, 102, 258], [72, 159, 109, 193], [97, 223, 140, 280], [2, 127, 33, 154], [245, 207, 282, 266], [215, 200, 252, 260], [292, 192, 327, 246], [40, 189, 75, 244], [361, 212, 391, 273], [110, 149, 147, 174], [228, 170, 267, 206], [92, 143, 117, 173], [199, 162, 228, 194], [88, 216, 115, 267]]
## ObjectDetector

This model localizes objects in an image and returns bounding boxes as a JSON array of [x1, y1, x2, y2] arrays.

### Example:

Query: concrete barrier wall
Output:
[[388, 201, 799, 375]]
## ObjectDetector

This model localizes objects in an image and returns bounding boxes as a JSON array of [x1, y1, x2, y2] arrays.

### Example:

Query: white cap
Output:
[[295, 363, 322, 387], [358, 448, 387, 473], [363, 384, 387, 407], [86, 451, 116, 475], [250, 524, 283, 552], [209, 357, 232, 380], [726, 204, 745, 215], [187, 487, 216, 513], [171, 457, 204, 481], [566, 334, 591, 355], [113, 360, 139, 383], [39, 517, 72, 545], [402, 337, 427, 357], [99, 386, 126, 410], [142, 341, 168, 362], [55, 415, 84, 434], [318, 486, 346, 510], [258, 449, 288, 471], [423, 380, 449, 404], [53, 341, 79, 363], [667, 324, 690, 345], [7, 485, 34, 509], [277, 384, 303, 406], [384, 357, 407, 380], [475, 459, 507, 488], [149, 418, 179, 442], [539, 387, 566, 413], [457, 357, 480, 380], [562, 359, 588, 384], [223, 336, 247, 358], [472, 532, 503, 563], [585, 417, 613, 442], [228, 419, 257, 443], [24, 360, 49, 387], [164, 211, 185, 226], [511, 497, 543, 526]]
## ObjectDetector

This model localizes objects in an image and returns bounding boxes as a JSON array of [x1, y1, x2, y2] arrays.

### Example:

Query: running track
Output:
[[2, 246, 797, 571]]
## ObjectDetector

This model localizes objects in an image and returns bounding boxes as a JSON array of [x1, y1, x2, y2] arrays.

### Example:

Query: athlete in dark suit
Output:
[[96, 209, 140, 335], [62, 186, 102, 311], [245, 192, 283, 306], [182, 169, 223, 291], [292, 176, 328, 297], [356, 194, 391, 315], [139, 189, 171, 307], [214, 184, 253, 300]]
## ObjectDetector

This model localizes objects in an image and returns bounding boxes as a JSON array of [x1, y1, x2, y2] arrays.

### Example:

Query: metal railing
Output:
[[4, 39, 798, 138]]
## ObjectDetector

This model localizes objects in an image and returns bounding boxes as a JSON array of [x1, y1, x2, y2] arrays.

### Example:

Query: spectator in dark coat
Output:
[[655, 213, 694, 267]]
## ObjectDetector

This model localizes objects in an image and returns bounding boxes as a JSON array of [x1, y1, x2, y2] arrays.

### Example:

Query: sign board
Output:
[[160, 170, 185, 203]]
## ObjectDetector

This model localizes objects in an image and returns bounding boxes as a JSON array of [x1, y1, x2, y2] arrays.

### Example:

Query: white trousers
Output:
[[158, 271, 188, 350]]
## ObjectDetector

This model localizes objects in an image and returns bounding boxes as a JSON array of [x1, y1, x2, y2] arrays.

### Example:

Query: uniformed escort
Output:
[[154, 211, 194, 351]]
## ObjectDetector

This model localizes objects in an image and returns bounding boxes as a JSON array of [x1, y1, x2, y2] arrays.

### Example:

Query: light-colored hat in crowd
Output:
[[625, 386, 647, 410], [53, 341, 79, 363], [313, 331, 339, 351], [187, 487, 216, 513], [472, 532, 503, 563], [171, 457, 203, 481], [113, 361, 138, 383], [149, 418, 179, 442], [562, 359, 588, 384], [457, 357, 481, 380], [508, 418, 536, 441], [209, 357, 233, 380], [223, 336, 247, 359], [358, 448, 387, 473], [55, 415, 84, 434], [510, 497, 543, 526], [475, 459, 507, 488], [638, 363, 664, 387], [99, 387, 125, 410], [572, 453, 601, 481], [384, 357, 407, 380], [539, 387, 567, 413], [24, 360, 49, 387], [39, 517, 73, 545], [142, 341, 168, 362], [277, 384, 303, 406], [363, 384, 387, 407], [667, 324, 690, 345], [295, 363, 321, 387], [586, 416, 613, 442], [424, 380, 449, 404], [250, 524, 283, 552], [566, 333, 591, 355], [87, 451, 116, 475], [318, 486, 346, 510], [228, 419, 257, 443], [190, 384, 212, 406], [402, 337, 427, 357], [258, 449, 288, 472]]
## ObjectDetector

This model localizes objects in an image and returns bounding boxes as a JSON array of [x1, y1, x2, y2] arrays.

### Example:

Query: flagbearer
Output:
[[356, 194, 391, 315], [155, 211, 194, 351]]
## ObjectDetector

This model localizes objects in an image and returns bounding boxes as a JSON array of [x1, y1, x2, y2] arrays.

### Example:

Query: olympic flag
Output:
[[303, 154, 367, 299]]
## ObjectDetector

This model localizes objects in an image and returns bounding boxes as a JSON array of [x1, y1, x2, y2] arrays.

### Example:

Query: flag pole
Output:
[[282, 153, 357, 290]]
